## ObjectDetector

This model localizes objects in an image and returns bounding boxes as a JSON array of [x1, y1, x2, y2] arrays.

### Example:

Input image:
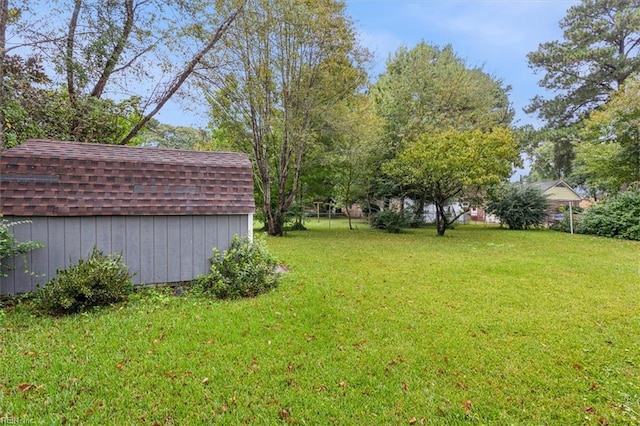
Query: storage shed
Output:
[[0, 139, 255, 295]]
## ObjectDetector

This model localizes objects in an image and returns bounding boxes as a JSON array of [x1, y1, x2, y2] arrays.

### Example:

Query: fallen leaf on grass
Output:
[[463, 400, 472, 416], [202, 377, 209, 384], [339, 381, 347, 388], [17, 383, 34, 392], [589, 382, 598, 391], [16, 383, 44, 396], [385, 356, 404, 375], [280, 408, 297, 423]]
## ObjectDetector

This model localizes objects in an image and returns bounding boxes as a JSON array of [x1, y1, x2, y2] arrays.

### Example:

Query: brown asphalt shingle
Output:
[[0, 139, 255, 216]]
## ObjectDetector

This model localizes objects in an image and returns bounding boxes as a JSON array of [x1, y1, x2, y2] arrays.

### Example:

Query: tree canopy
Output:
[[372, 41, 513, 146], [370, 42, 516, 235], [384, 128, 519, 235], [0, 0, 244, 148], [575, 75, 640, 194], [525, 0, 640, 187], [527, 0, 640, 126], [206, 0, 368, 236]]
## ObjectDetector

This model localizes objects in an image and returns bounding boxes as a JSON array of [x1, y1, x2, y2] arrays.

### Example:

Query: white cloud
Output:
[[403, 1, 573, 65], [356, 29, 404, 70], [346, 0, 579, 126]]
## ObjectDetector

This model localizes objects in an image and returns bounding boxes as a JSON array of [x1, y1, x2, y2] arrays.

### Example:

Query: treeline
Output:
[[2, 0, 639, 236]]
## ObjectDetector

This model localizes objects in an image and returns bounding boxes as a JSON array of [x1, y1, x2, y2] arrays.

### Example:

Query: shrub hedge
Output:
[[193, 235, 281, 299], [35, 247, 134, 315], [577, 190, 640, 240]]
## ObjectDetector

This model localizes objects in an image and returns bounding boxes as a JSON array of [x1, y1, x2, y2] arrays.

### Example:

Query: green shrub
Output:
[[370, 210, 409, 233], [0, 218, 43, 277], [35, 247, 134, 315], [487, 185, 550, 230], [193, 235, 281, 299], [577, 190, 640, 240]]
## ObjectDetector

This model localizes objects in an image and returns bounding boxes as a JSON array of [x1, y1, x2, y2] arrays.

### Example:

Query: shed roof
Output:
[[0, 139, 255, 216]]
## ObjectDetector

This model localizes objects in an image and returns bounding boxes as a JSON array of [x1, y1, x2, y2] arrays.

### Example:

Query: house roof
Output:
[[525, 180, 582, 201], [0, 139, 255, 216]]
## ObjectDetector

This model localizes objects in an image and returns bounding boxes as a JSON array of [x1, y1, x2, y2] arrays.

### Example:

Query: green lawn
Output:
[[1, 220, 639, 424]]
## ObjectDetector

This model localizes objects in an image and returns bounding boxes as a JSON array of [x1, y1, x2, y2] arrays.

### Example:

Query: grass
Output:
[[1, 219, 639, 424]]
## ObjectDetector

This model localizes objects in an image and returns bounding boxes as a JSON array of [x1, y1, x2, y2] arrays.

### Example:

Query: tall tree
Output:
[[206, 0, 367, 236], [0, 1, 147, 147], [26, 0, 245, 145], [374, 42, 513, 139], [370, 42, 514, 226], [319, 95, 382, 230], [527, 0, 640, 126], [526, 0, 640, 178]]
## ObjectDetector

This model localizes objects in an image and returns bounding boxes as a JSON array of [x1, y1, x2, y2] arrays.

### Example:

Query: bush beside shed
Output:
[[0, 139, 255, 295]]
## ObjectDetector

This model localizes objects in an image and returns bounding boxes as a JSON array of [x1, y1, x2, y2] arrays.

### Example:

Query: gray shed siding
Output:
[[0, 215, 250, 295]]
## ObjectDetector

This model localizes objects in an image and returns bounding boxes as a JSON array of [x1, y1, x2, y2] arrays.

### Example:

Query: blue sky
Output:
[[157, 0, 579, 129], [345, 0, 580, 128]]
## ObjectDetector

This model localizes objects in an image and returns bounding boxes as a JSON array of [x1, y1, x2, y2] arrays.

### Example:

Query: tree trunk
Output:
[[365, 196, 373, 224], [267, 210, 284, 237], [118, 2, 245, 145], [413, 191, 427, 223], [0, 0, 7, 150], [435, 201, 447, 236], [89, 0, 134, 99], [66, 0, 82, 140]]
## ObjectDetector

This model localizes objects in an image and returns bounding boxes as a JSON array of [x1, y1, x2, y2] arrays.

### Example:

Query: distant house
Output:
[[527, 180, 582, 225], [0, 139, 255, 295], [401, 199, 468, 224], [468, 205, 499, 223], [468, 180, 582, 226]]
